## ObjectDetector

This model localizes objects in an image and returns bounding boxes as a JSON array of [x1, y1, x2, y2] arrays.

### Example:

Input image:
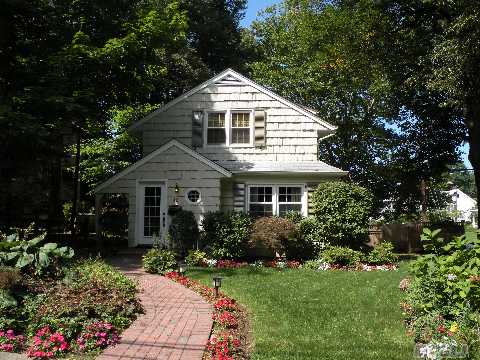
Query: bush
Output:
[[169, 210, 199, 255], [320, 246, 363, 267], [201, 212, 252, 259], [24, 259, 142, 339], [283, 211, 304, 224], [366, 242, 398, 265], [142, 249, 177, 274], [310, 181, 373, 247], [402, 228, 480, 357], [249, 217, 297, 257], [297, 216, 327, 253], [0, 233, 74, 277], [185, 250, 207, 267]]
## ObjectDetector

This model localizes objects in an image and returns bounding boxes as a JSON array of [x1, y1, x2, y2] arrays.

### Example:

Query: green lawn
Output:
[[188, 263, 413, 360]]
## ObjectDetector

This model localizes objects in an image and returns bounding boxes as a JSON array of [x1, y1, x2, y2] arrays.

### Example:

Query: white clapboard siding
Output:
[[141, 83, 327, 162]]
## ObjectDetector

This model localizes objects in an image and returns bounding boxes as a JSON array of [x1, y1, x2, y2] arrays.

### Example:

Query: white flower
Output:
[[206, 259, 217, 268], [447, 274, 457, 281]]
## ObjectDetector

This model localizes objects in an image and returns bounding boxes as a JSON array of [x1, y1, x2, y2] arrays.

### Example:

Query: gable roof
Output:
[[94, 139, 232, 193], [128, 69, 337, 132]]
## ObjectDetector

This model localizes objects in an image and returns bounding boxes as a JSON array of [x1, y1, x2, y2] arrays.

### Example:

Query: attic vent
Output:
[[215, 74, 245, 86]]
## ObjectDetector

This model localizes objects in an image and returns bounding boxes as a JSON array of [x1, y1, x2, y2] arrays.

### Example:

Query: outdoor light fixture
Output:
[[174, 183, 180, 193], [179, 263, 187, 275], [213, 276, 222, 297]]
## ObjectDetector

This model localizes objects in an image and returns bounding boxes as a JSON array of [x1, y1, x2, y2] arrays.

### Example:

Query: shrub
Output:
[[26, 326, 69, 359], [283, 211, 304, 224], [249, 217, 297, 257], [201, 212, 252, 259], [185, 250, 207, 267], [25, 259, 142, 338], [310, 181, 373, 247], [0, 233, 74, 277], [320, 246, 363, 267], [302, 259, 321, 270], [142, 249, 177, 274], [169, 210, 199, 255], [0, 267, 21, 290], [0, 329, 25, 352], [75, 322, 120, 352], [366, 242, 398, 265]]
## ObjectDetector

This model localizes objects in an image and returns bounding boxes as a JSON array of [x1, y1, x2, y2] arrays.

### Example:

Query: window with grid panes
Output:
[[143, 186, 161, 237], [248, 186, 273, 217], [278, 186, 303, 216], [231, 112, 250, 144], [207, 112, 226, 145]]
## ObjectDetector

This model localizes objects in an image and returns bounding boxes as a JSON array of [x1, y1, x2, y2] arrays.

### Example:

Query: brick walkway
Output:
[[97, 254, 213, 360]]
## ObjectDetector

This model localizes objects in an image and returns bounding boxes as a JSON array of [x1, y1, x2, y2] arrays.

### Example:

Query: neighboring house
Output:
[[447, 188, 478, 228], [95, 69, 347, 246]]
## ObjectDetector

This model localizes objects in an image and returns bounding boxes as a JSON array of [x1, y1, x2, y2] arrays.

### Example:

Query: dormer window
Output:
[[207, 112, 226, 145]]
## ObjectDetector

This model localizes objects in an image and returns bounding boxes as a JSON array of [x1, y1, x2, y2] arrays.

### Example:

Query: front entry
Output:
[[137, 182, 167, 245]]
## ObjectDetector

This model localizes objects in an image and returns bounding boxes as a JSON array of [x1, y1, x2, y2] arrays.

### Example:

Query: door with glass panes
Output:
[[137, 183, 167, 245]]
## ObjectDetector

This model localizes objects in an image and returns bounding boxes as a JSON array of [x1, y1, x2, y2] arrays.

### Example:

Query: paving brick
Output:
[[97, 256, 213, 360]]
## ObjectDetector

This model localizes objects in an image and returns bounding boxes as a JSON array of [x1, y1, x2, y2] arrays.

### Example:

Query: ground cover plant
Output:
[[187, 264, 412, 360], [0, 252, 142, 358]]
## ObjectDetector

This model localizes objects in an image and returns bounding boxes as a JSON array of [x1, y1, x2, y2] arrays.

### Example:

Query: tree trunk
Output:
[[465, 97, 480, 223], [70, 129, 81, 239]]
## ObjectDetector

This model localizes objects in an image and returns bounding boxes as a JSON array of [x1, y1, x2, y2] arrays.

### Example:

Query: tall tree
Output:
[[249, 0, 462, 213], [380, 0, 480, 208]]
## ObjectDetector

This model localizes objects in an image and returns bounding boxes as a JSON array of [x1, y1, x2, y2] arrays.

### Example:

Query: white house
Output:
[[95, 69, 347, 246], [447, 188, 478, 228]]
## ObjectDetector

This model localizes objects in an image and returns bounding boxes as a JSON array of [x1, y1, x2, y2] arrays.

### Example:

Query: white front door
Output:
[[137, 183, 167, 245]]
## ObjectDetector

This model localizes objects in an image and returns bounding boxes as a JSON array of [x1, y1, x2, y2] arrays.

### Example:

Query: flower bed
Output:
[[200, 259, 396, 271], [165, 272, 250, 360]]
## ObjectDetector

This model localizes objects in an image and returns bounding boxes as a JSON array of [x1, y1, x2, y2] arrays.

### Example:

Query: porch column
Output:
[[95, 193, 103, 248]]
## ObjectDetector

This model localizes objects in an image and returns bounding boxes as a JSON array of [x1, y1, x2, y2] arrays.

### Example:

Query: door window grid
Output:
[[144, 186, 161, 237]]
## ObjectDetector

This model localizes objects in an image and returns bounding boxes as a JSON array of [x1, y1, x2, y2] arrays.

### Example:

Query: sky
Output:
[[240, 0, 278, 27], [241, 0, 472, 168]]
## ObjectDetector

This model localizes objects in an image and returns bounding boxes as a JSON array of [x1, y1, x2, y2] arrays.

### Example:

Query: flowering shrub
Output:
[[402, 228, 480, 357], [0, 329, 25, 352], [206, 332, 241, 360], [214, 298, 237, 312], [27, 327, 69, 359], [216, 260, 247, 269], [185, 250, 208, 267], [76, 322, 120, 352], [213, 311, 238, 329]]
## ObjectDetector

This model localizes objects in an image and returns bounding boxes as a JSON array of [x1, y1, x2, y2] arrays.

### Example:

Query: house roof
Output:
[[216, 160, 347, 175], [94, 139, 232, 193], [128, 69, 337, 132]]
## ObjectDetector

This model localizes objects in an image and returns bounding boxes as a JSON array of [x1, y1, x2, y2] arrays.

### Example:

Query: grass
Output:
[[188, 263, 413, 360]]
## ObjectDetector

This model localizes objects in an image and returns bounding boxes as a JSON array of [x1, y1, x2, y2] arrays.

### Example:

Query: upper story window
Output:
[[207, 112, 226, 145], [231, 112, 251, 144], [205, 110, 253, 146]]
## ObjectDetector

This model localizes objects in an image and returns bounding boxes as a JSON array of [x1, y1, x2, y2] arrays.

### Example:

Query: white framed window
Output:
[[207, 112, 226, 145], [231, 111, 251, 145], [204, 109, 253, 147], [185, 189, 201, 204], [248, 186, 274, 217], [247, 184, 307, 217]]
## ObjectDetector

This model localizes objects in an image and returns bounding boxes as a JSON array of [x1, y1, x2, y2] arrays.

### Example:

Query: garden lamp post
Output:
[[213, 276, 222, 298], [179, 261, 187, 275]]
